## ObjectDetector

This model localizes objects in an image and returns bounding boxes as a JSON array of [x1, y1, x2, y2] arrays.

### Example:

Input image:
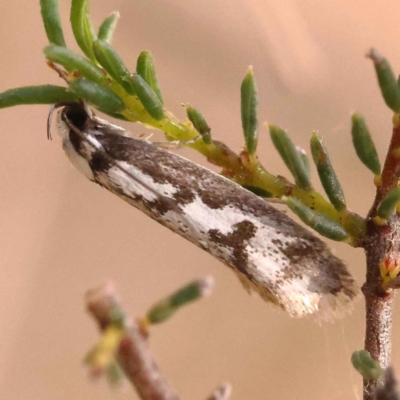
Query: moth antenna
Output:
[[47, 104, 58, 140]]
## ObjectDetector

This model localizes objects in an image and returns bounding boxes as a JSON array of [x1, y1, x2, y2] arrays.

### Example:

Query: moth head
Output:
[[48, 101, 98, 182], [47, 101, 93, 141]]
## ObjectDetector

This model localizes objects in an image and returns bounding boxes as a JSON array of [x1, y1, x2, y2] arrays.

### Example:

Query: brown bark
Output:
[[362, 123, 400, 399]]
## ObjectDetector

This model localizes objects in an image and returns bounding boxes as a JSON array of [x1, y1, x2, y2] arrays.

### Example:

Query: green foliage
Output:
[[310, 133, 346, 211], [136, 51, 163, 104], [185, 104, 211, 144], [70, 0, 97, 61], [0, 85, 77, 107], [69, 78, 125, 113], [241, 67, 258, 154], [146, 278, 213, 324], [351, 113, 381, 175], [285, 197, 349, 241], [40, 0, 66, 47], [297, 147, 311, 178], [368, 48, 400, 112], [130, 74, 164, 120], [377, 187, 400, 220], [93, 39, 135, 94], [98, 11, 120, 43], [351, 350, 383, 380], [44, 45, 106, 84], [269, 125, 312, 190]]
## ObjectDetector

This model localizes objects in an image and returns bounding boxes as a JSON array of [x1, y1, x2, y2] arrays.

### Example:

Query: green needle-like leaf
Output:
[[93, 39, 135, 95], [297, 146, 311, 179], [351, 113, 381, 175], [98, 11, 120, 43], [269, 125, 312, 190], [310, 133, 346, 211], [285, 197, 349, 241], [241, 67, 258, 154], [40, 0, 66, 47], [0, 85, 77, 108], [377, 187, 400, 220], [70, 0, 97, 60], [136, 51, 163, 104], [69, 77, 125, 114], [185, 104, 211, 144], [44, 45, 106, 85], [146, 277, 213, 324], [368, 48, 400, 112], [130, 73, 164, 120]]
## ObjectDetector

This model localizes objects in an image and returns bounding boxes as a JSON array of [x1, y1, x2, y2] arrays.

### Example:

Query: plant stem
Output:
[[362, 119, 400, 399], [363, 231, 395, 399], [86, 282, 179, 400]]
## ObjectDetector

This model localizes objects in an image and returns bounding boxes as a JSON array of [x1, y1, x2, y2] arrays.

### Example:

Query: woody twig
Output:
[[85, 278, 218, 400], [86, 282, 179, 400]]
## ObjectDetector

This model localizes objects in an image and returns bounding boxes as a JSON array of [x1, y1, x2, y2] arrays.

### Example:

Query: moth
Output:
[[51, 101, 357, 320]]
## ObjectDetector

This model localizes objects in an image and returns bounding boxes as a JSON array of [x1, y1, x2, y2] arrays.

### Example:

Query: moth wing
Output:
[[64, 119, 358, 321]]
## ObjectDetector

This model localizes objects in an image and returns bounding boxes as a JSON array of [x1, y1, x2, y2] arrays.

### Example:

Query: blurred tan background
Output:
[[1, 1, 400, 399]]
